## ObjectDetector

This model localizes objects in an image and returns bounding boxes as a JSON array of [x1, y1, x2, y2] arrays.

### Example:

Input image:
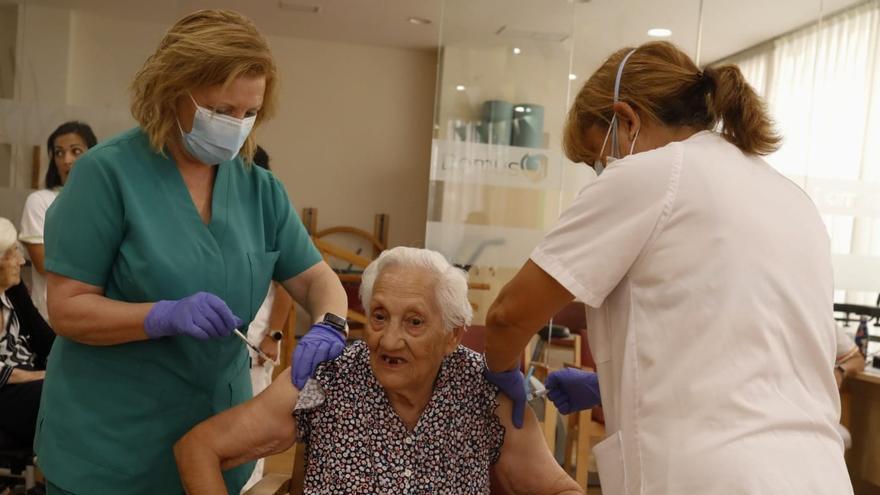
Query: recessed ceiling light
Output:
[[456, 85, 466, 91], [407, 16, 432, 25], [277, 1, 320, 13], [647, 28, 672, 38], [569, 73, 577, 80], [513, 47, 522, 55]]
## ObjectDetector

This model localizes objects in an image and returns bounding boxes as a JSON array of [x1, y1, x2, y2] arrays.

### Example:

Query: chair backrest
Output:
[[461, 325, 487, 354]]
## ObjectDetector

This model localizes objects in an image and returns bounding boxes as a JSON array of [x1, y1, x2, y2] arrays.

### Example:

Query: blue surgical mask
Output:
[[594, 49, 640, 176], [179, 93, 256, 165]]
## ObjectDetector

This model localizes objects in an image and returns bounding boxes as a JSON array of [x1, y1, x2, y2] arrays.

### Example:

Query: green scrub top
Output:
[[36, 128, 322, 494]]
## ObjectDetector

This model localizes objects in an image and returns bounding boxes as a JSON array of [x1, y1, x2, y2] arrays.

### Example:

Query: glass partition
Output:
[[428, 0, 704, 322]]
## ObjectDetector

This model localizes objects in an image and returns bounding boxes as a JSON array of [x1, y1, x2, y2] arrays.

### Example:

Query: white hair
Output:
[[0, 218, 16, 253], [359, 247, 473, 331]]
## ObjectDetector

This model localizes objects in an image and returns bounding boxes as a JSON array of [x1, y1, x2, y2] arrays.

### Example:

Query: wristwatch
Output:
[[269, 330, 283, 342], [835, 364, 846, 380], [321, 313, 348, 336]]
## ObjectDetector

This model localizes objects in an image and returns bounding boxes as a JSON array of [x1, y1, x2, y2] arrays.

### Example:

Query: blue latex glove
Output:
[[483, 367, 527, 428], [546, 368, 601, 415], [144, 292, 242, 340], [291, 323, 346, 389]]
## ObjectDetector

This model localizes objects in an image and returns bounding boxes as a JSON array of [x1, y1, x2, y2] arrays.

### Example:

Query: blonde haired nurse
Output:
[[37, 10, 346, 494]]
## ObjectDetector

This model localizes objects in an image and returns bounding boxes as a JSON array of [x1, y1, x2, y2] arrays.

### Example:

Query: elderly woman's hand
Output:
[[291, 323, 345, 389], [144, 292, 242, 340], [483, 367, 527, 428]]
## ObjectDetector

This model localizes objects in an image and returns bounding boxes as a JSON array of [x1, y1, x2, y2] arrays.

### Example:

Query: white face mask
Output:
[[594, 48, 640, 176], [179, 93, 256, 165], [594, 115, 640, 176]]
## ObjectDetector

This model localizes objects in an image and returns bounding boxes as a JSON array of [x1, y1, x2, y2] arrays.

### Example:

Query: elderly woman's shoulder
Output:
[[450, 344, 488, 371], [445, 345, 497, 387], [312, 340, 371, 389]]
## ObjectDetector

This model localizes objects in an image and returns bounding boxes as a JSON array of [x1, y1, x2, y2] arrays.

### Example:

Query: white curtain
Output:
[[722, 0, 880, 305]]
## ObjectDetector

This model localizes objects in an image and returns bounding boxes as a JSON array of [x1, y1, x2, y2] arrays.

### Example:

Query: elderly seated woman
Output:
[[175, 247, 582, 494], [0, 218, 55, 450]]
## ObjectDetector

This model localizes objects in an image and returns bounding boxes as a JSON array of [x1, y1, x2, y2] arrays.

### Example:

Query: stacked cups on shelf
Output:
[[451, 100, 545, 149], [511, 103, 545, 148]]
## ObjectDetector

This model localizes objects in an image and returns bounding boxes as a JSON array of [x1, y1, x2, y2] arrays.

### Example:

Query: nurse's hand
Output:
[[545, 368, 601, 415], [483, 367, 527, 428], [144, 292, 243, 340], [291, 323, 345, 389]]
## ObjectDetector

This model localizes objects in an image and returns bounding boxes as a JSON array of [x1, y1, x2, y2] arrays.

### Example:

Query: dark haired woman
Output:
[[19, 121, 97, 319]]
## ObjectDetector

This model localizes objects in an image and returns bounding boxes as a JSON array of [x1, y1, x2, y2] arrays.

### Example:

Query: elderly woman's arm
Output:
[[174, 367, 300, 494], [494, 396, 584, 495]]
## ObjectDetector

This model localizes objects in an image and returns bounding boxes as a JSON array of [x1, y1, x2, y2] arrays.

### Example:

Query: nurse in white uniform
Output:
[[483, 41, 852, 494], [19, 121, 97, 320]]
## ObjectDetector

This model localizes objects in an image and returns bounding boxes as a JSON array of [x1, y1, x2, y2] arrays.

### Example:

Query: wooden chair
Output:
[[533, 301, 604, 488], [562, 327, 605, 488]]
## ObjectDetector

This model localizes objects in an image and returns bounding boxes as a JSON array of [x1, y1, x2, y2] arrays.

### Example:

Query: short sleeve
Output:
[[44, 152, 124, 288], [531, 146, 682, 308], [19, 191, 52, 243], [835, 324, 857, 360], [269, 176, 322, 281], [457, 348, 505, 465]]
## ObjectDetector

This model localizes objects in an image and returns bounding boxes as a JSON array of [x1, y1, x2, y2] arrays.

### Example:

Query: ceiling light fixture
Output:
[[647, 28, 672, 38], [513, 47, 522, 55], [569, 73, 577, 80], [456, 85, 466, 91], [407, 16, 432, 25], [277, 1, 320, 13]]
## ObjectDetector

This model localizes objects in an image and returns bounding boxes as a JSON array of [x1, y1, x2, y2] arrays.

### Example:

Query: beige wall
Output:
[[61, 11, 437, 251], [259, 36, 436, 249]]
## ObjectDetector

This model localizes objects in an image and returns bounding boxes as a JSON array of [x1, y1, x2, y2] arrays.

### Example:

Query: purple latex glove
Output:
[[546, 368, 601, 415], [483, 367, 527, 428], [144, 292, 242, 340], [291, 323, 345, 389]]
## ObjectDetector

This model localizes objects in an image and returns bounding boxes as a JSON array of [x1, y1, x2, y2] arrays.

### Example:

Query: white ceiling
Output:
[[14, 0, 866, 64]]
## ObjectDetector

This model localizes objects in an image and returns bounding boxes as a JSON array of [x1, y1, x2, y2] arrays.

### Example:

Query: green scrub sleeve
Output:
[[270, 176, 322, 282], [44, 153, 124, 288]]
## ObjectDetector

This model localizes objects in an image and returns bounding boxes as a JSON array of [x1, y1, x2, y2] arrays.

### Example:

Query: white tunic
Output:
[[532, 131, 851, 494], [19, 188, 59, 320]]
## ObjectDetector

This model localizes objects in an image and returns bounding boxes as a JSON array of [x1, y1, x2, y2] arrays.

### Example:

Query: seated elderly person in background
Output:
[[175, 247, 582, 494], [0, 218, 55, 449]]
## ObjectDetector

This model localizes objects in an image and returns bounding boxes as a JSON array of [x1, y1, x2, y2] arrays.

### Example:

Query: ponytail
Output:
[[564, 41, 780, 164], [704, 65, 780, 155]]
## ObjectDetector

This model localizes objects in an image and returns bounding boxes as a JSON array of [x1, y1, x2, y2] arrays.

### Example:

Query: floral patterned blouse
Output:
[[293, 340, 505, 494]]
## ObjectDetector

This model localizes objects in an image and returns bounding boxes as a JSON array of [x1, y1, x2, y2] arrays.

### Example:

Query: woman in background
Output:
[[19, 121, 97, 320]]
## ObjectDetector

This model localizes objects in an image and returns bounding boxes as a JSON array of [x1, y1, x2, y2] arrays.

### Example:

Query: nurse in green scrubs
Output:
[[36, 10, 347, 494]]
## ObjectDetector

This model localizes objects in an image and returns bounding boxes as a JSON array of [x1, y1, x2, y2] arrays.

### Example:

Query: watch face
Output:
[[323, 313, 347, 331]]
